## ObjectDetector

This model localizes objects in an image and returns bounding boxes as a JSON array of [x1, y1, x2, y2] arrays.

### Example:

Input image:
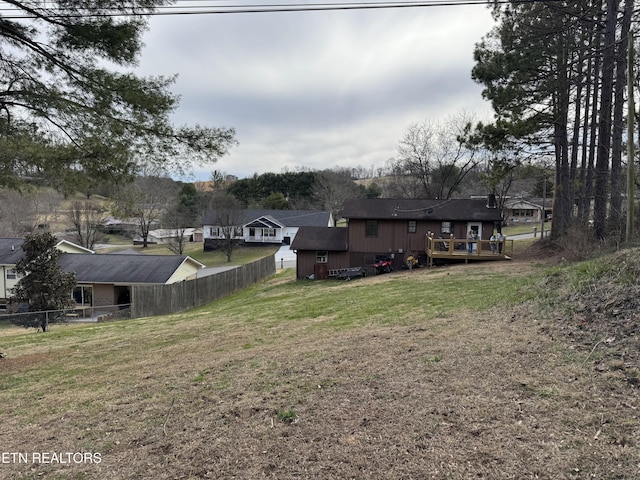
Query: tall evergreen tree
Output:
[[472, 0, 636, 241], [12, 232, 76, 332]]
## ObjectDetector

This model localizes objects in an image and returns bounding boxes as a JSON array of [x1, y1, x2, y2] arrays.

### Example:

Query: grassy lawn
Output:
[[502, 222, 551, 236], [0, 252, 638, 479]]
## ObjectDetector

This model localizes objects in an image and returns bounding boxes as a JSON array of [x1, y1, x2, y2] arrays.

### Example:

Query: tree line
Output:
[[472, 0, 638, 242]]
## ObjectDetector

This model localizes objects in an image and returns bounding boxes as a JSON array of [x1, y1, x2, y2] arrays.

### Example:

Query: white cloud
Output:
[[137, 4, 495, 180]]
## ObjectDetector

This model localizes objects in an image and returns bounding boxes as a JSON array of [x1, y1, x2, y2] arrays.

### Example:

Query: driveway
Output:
[[274, 245, 297, 269]]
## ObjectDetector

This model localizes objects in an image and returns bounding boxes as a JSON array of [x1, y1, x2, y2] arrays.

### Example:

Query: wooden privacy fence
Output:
[[130, 256, 276, 319]]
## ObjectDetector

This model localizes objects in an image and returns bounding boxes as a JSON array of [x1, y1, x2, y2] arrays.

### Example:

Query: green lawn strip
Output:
[[0, 263, 536, 463]]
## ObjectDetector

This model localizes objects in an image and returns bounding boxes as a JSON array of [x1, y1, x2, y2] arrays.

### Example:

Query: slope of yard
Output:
[[0, 252, 638, 479]]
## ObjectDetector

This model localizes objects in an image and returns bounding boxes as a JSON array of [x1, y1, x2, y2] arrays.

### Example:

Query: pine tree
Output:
[[0, 2, 236, 191], [12, 232, 76, 332]]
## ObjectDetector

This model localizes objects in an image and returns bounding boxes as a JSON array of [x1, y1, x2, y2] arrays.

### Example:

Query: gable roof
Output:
[[1, 238, 94, 265], [504, 198, 551, 209], [56, 240, 94, 254], [245, 215, 285, 229], [290, 227, 348, 251], [203, 209, 331, 228], [342, 198, 503, 222], [57, 253, 204, 285]]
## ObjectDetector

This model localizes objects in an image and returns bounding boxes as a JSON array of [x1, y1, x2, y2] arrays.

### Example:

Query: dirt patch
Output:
[[0, 352, 57, 371]]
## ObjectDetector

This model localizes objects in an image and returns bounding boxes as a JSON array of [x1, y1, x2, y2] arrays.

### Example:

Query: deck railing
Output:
[[425, 233, 513, 266]]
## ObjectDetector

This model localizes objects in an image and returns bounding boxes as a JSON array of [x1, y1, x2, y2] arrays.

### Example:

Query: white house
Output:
[[503, 198, 552, 224], [132, 228, 200, 245], [202, 209, 333, 250]]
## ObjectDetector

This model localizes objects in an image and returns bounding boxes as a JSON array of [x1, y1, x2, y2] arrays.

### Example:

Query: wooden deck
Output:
[[425, 234, 512, 267]]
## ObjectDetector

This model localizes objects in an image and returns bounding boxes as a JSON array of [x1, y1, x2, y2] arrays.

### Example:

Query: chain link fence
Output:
[[1, 304, 131, 330]]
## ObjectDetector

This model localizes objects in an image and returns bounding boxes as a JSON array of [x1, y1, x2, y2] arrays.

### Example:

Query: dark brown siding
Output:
[[295, 251, 350, 279], [348, 219, 444, 253], [347, 218, 496, 270]]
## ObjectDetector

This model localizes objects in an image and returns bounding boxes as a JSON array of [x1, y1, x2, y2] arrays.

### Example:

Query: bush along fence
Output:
[[130, 256, 276, 319]]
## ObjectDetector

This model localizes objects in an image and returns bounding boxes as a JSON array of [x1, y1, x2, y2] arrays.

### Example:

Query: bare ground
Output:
[[1, 256, 639, 479]]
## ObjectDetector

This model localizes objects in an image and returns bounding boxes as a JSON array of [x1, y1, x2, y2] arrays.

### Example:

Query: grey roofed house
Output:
[[202, 208, 333, 248], [342, 197, 503, 222], [290, 226, 348, 252], [202, 209, 332, 228], [57, 253, 204, 285]]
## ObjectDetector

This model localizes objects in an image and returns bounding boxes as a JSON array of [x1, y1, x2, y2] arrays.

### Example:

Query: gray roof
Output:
[[0, 238, 24, 265], [203, 209, 331, 227], [504, 197, 552, 209], [290, 227, 348, 251], [57, 253, 195, 285], [342, 198, 503, 222]]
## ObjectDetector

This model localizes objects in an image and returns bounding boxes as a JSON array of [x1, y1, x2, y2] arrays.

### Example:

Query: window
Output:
[[365, 220, 378, 237], [316, 251, 328, 263], [408, 220, 417, 233], [513, 209, 533, 217], [234, 227, 243, 237], [263, 228, 276, 237], [6, 268, 16, 280], [441, 221, 452, 234], [73, 286, 93, 306], [209, 227, 220, 236]]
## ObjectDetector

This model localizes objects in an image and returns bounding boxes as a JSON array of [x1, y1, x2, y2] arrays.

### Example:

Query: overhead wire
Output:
[[0, 0, 565, 17]]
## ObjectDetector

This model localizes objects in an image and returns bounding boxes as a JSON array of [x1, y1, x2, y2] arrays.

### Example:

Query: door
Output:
[[467, 222, 482, 252]]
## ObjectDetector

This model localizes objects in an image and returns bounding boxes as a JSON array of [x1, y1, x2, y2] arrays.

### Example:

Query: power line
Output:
[[0, 0, 558, 18]]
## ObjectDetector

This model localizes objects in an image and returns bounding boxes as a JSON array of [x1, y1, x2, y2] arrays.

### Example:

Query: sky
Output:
[[135, 2, 497, 181]]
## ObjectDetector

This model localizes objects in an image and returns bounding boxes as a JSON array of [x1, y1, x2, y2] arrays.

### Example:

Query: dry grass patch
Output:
[[0, 256, 638, 479]]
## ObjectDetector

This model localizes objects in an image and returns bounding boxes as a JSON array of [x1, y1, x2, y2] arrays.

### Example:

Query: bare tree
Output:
[[312, 169, 363, 225], [208, 192, 244, 262], [113, 176, 178, 248], [163, 204, 193, 255], [0, 190, 41, 235], [67, 201, 107, 250], [393, 113, 484, 198]]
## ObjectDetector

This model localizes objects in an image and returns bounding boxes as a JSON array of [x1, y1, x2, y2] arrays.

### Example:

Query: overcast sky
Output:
[[136, 3, 496, 181]]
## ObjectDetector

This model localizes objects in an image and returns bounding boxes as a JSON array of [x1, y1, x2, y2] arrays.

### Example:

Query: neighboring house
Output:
[[56, 240, 95, 254], [58, 253, 204, 309], [503, 198, 552, 224], [102, 216, 161, 235], [290, 227, 349, 280], [202, 209, 332, 250], [290, 197, 503, 279], [133, 228, 200, 245], [0, 238, 24, 309], [0, 237, 204, 312]]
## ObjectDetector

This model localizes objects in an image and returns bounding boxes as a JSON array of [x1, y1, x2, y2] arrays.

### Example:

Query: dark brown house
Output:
[[290, 226, 349, 279], [291, 197, 503, 279]]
